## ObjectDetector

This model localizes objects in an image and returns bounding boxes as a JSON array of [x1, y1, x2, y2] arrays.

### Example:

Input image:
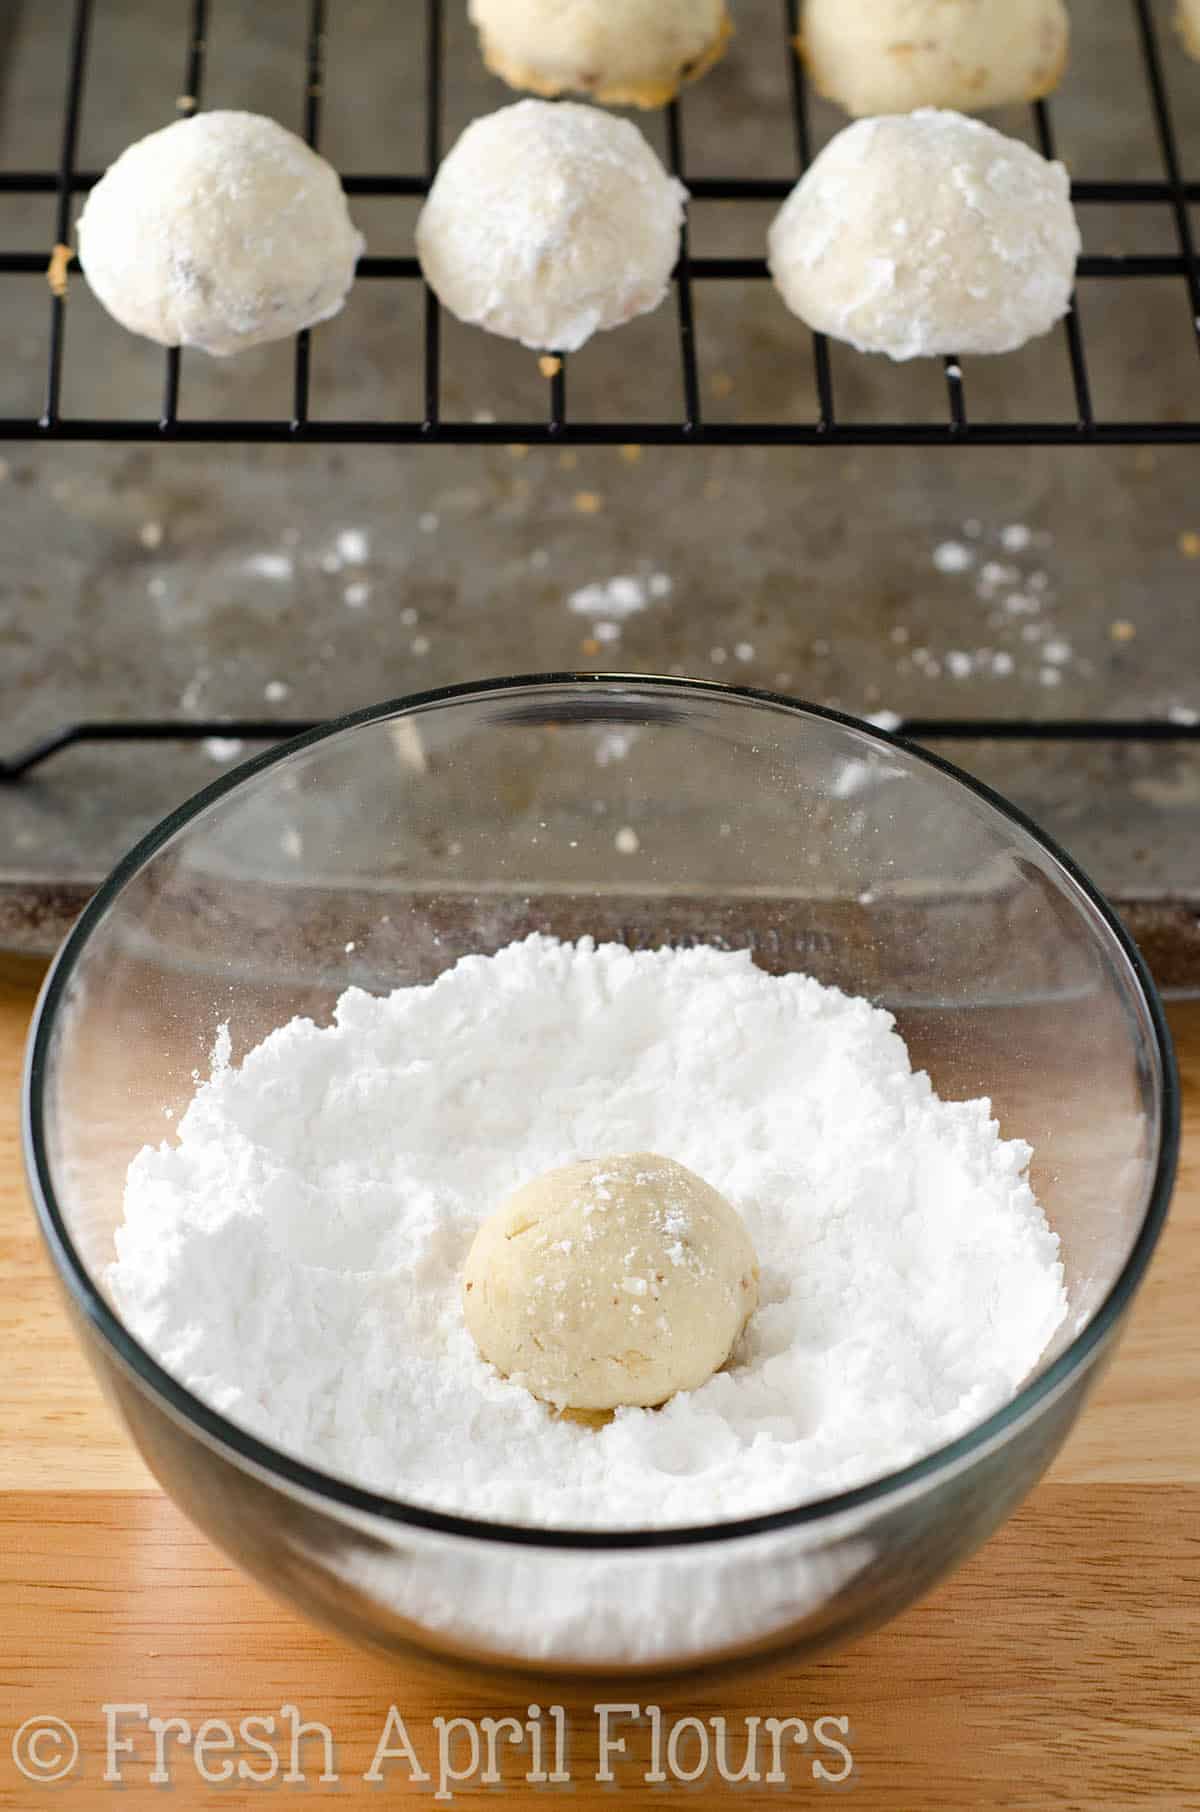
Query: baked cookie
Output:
[[417, 100, 687, 352], [76, 111, 363, 356], [768, 109, 1081, 360], [800, 0, 1069, 117], [469, 0, 732, 109]]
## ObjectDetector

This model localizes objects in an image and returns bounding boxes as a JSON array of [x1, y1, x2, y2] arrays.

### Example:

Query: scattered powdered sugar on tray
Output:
[[202, 736, 245, 764], [932, 540, 974, 575], [242, 551, 294, 582], [567, 574, 652, 619], [905, 520, 1089, 693], [110, 936, 1066, 1531]]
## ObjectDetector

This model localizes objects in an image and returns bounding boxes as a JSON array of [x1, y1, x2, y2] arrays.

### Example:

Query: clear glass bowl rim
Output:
[[22, 674, 1180, 1552]]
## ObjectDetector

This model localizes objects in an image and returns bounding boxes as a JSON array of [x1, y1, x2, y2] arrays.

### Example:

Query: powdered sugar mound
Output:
[[768, 110, 1080, 360], [416, 101, 687, 353], [111, 936, 1065, 1530]]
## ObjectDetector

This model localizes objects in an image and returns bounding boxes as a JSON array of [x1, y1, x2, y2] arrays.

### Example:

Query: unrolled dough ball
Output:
[[800, 0, 1069, 118], [767, 110, 1080, 360], [469, 0, 733, 109], [1180, 1, 1200, 59], [76, 111, 364, 357], [416, 101, 687, 353], [463, 1154, 760, 1412]]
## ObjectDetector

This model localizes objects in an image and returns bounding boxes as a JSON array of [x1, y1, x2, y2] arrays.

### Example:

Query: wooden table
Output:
[[2, 956, 1197, 1810]]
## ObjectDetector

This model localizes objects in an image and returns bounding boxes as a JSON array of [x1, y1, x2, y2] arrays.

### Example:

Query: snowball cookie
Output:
[[800, 0, 1069, 118], [417, 101, 687, 354], [469, 0, 733, 109], [463, 1154, 760, 1413], [76, 111, 364, 357], [767, 110, 1080, 360]]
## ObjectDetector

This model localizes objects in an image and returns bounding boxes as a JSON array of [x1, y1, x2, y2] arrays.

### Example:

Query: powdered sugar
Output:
[[110, 936, 1065, 1531]]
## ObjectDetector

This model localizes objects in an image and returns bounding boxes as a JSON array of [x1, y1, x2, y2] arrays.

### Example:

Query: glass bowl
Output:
[[23, 676, 1176, 1677]]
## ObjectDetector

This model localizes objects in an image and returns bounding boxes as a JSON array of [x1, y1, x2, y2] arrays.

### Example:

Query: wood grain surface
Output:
[[2, 960, 1197, 1810]]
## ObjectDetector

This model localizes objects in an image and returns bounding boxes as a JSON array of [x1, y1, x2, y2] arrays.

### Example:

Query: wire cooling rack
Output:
[[2, 0, 1200, 447], [3, 0, 1200, 789], [2, 711, 1197, 783]]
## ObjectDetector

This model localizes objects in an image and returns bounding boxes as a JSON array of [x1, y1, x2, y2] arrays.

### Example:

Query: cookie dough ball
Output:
[[1179, 1, 1200, 59], [800, 0, 1069, 118], [469, 0, 733, 109], [463, 1154, 760, 1412], [76, 111, 364, 357], [767, 110, 1080, 360], [416, 101, 687, 353]]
